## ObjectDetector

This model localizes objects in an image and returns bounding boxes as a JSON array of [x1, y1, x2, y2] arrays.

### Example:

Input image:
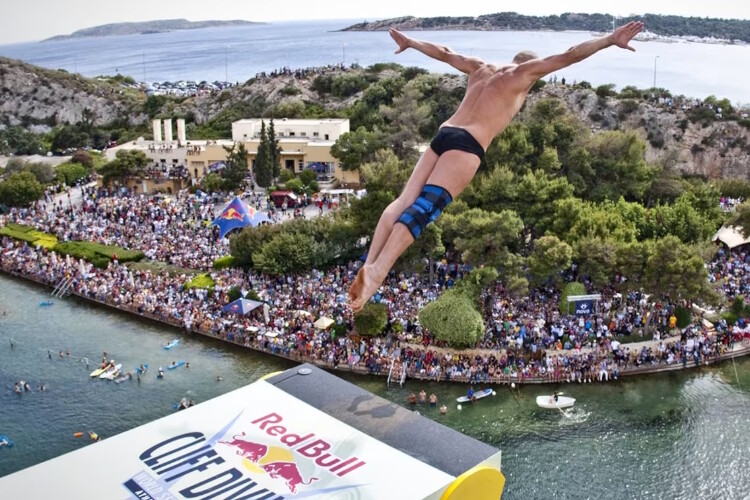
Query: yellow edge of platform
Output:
[[441, 464, 505, 500]]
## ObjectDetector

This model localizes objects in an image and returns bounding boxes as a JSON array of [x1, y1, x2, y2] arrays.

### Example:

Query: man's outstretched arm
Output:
[[389, 28, 483, 75], [519, 21, 644, 81]]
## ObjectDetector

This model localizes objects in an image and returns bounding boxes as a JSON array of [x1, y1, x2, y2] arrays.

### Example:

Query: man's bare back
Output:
[[442, 64, 534, 149], [348, 22, 644, 312]]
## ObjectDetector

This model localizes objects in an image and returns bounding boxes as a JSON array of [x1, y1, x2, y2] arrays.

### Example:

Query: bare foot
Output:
[[349, 265, 382, 313]]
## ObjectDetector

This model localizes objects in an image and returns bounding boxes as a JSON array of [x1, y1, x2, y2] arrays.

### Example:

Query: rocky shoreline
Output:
[[3, 266, 747, 386]]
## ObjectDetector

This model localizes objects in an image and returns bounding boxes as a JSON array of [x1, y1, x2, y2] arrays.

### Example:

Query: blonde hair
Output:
[[513, 51, 539, 64]]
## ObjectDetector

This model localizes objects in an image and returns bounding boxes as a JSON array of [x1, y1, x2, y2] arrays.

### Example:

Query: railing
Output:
[[386, 358, 395, 387]]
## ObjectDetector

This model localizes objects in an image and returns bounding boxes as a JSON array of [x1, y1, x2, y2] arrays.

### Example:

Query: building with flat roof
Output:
[[105, 118, 359, 192]]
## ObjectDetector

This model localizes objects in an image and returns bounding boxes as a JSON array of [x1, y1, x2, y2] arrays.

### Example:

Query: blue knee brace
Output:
[[396, 184, 452, 239]]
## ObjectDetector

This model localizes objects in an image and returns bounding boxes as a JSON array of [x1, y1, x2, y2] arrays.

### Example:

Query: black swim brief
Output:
[[430, 126, 485, 160]]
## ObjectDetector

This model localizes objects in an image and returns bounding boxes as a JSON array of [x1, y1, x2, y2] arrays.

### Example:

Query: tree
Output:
[[418, 289, 485, 348], [267, 119, 281, 179], [0, 171, 44, 207], [481, 123, 534, 172], [584, 131, 656, 201], [253, 121, 273, 188], [732, 202, 750, 237], [645, 236, 716, 302], [330, 127, 387, 171], [253, 232, 314, 275], [0, 127, 44, 155], [55, 163, 88, 185], [528, 235, 573, 285], [359, 150, 412, 197], [298, 169, 317, 187], [354, 303, 388, 336], [440, 208, 524, 280], [27, 162, 55, 184], [200, 173, 225, 193], [223, 142, 249, 190], [574, 237, 617, 288], [99, 149, 148, 185], [380, 81, 431, 160]]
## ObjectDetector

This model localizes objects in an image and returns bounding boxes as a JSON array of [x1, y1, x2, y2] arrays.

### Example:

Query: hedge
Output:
[[185, 273, 216, 290], [0, 224, 58, 249], [54, 241, 144, 269], [212, 255, 236, 270]]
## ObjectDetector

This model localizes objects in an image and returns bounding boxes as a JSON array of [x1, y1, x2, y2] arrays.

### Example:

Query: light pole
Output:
[[224, 46, 229, 83], [653, 55, 659, 89]]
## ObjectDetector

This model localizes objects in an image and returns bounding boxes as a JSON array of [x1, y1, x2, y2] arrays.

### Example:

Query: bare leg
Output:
[[350, 151, 481, 312], [364, 149, 440, 267]]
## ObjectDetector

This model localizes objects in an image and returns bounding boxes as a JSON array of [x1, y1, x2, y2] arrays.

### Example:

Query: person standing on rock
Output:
[[349, 22, 644, 311]]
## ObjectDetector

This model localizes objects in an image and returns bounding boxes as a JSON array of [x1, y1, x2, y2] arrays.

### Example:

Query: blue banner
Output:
[[574, 300, 594, 315]]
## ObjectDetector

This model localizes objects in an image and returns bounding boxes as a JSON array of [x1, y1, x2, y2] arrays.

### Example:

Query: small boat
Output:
[[167, 360, 186, 370], [114, 373, 132, 384], [89, 431, 101, 442], [100, 364, 122, 380], [456, 388, 493, 403], [39, 301, 54, 307], [163, 339, 180, 350], [536, 395, 576, 409], [0, 434, 13, 448], [90, 366, 108, 378]]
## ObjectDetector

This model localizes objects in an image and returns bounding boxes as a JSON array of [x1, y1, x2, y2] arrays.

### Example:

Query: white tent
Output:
[[314, 316, 335, 330], [712, 225, 750, 249]]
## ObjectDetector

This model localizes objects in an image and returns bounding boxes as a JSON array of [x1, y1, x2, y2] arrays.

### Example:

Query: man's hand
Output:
[[389, 28, 411, 54], [609, 21, 644, 52]]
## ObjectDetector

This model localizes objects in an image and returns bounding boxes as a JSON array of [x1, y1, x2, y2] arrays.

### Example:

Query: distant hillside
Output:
[[44, 19, 262, 42], [342, 12, 750, 43], [0, 57, 146, 128]]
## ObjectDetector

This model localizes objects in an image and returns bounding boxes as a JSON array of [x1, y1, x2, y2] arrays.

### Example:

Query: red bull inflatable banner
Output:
[[0, 381, 461, 499]]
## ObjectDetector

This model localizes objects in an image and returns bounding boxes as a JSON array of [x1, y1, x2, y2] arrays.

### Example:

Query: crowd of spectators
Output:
[[1, 190, 747, 384]]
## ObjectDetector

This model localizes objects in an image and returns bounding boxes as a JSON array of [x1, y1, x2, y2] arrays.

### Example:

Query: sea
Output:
[[1, 274, 749, 499], [0, 20, 749, 104]]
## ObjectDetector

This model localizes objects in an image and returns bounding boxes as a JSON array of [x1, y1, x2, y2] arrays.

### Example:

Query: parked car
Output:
[[269, 191, 299, 208]]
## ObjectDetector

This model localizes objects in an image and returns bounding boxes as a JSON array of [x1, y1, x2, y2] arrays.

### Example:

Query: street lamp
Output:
[[653, 55, 659, 89], [224, 45, 230, 83]]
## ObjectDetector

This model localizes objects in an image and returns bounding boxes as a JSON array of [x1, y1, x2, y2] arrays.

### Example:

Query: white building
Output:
[[232, 118, 349, 143]]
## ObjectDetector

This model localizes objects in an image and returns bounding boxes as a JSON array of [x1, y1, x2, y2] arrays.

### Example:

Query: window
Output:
[[313, 132, 319, 137], [298, 160, 304, 172], [324, 134, 329, 140], [301, 131, 307, 137], [289, 132, 295, 137]]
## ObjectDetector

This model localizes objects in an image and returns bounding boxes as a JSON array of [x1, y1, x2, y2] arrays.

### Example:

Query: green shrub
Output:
[[212, 255, 236, 270], [298, 169, 316, 186], [418, 289, 484, 348], [595, 83, 616, 98], [227, 286, 242, 302], [280, 86, 301, 96], [354, 303, 388, 336], [185, 273, 216, 290], [278, 169, 295, 183], [675, 306, 691, 329], [331, 321, 348, 338], [246, 289, 261, 301], [55, 163, 88, 185], [285, 178, 304, 194], [722, 311, 739, 325], [559, 282, 587, 315]]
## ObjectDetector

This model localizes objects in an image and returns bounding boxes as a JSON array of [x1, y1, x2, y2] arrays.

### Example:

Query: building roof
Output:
[[234, 118, 348, 126]]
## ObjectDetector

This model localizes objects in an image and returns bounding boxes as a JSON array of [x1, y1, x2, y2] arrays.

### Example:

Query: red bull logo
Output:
[[217, 412, 366, 494], [221, 207, 245, 222]]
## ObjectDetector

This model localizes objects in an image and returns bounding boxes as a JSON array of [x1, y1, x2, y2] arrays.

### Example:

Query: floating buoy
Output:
[[511, 383, 516, 389], [73, 432, 83, 438], [492, 391, 497, 396], [457, 404, 462, 410]]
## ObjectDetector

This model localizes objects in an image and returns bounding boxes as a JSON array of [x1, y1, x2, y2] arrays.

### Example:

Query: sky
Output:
[[2, 0, 750, 44]]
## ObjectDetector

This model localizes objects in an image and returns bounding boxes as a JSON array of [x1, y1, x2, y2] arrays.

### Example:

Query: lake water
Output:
[[1, 274, 749, 499], [0, 20, 749, 104]]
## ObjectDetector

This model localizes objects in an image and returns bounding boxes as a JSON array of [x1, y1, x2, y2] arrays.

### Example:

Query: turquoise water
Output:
[[1, 274, 749, 499], [0, 20, 749, 101]]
